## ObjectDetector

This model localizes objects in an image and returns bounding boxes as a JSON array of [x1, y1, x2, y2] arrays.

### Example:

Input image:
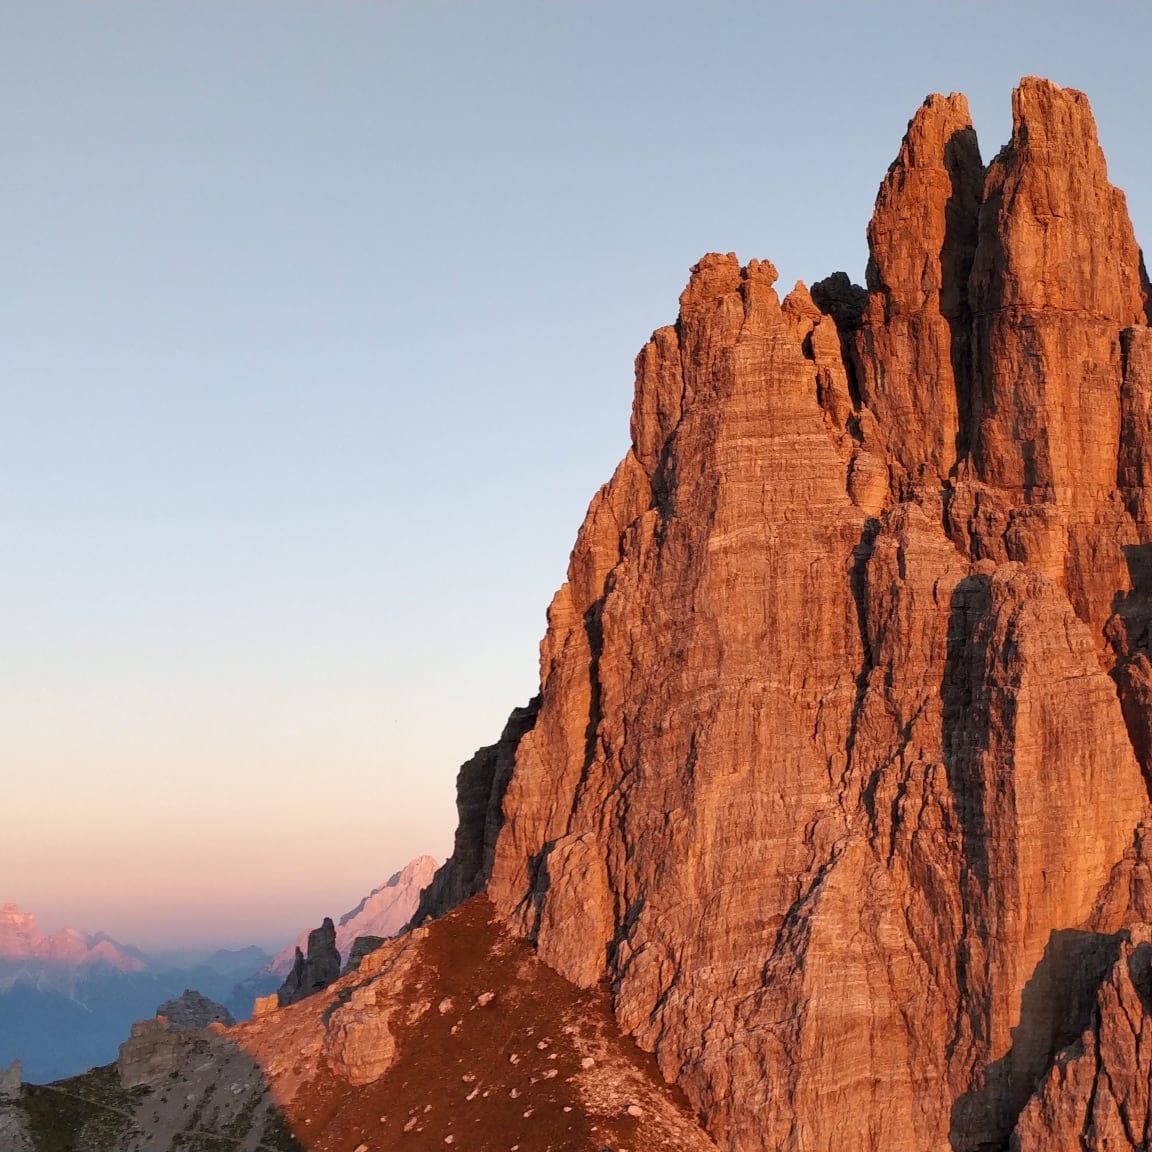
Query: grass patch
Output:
[[19, 1064, 142, 1152], [259, 1106, 306, 1151]]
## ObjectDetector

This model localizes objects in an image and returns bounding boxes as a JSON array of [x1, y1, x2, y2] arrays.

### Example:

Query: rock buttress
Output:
[[429, 78, 1152, 1152]]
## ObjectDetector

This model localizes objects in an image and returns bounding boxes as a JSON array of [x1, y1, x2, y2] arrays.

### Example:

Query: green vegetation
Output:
[[20, 1064, 142, 1152], [259, 1107, 306, 1152], [14, 1060, 303, 1152]]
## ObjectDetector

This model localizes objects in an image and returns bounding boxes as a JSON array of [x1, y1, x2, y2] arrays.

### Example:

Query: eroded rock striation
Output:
[[418, 78, 1152, 1151]]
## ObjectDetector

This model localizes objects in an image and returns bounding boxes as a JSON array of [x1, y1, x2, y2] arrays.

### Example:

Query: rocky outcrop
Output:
[[233, 899, 716, 1149], [342, 934, 385, 974], [0, 1105, 32, 1152], [113, 1020, 287, 1145], [155, 989, 234, 1030], [414, 703, 539, 923], [265, 857, 439, 995], [1011, 925, 1152, 1152], [50, 899, 717, 1151], [117, 1018, 188, 1088], [275, 917, 340, 1007], [0, 1060, 20, 1100], [414, 78, 1152, 1152], [269, 853, 439, 978], [320, 929, 431, 1086]]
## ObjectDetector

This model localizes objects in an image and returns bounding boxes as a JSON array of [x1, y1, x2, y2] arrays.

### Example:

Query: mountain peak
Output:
[[269, 854, 438, 978], [416, 77, 1152, 1151], [0, 905, 143, 972]]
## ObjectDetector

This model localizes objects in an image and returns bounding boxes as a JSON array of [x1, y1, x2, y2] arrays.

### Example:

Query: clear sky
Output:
[[4, 2, 1152, 951]]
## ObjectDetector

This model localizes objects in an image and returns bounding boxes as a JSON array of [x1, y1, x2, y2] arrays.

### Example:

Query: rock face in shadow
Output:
[[341, 935, 386, 975], [414, 701, 540, 923], [275, 918, 340, 1008], [416, 78, 1152, 1152], [111, 1021, 300, 1147], [154, 989, 234, 1031], [1010, 925, 1152, 1152], [854, 90, 983, 483]]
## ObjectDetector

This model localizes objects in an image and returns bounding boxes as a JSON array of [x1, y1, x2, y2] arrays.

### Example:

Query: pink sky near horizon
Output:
[[5, 653, 460, 949], [9, 839, 443, 954], [4, 676, 456, 949]]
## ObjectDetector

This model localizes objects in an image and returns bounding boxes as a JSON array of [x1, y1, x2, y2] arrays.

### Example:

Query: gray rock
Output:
[[156, 989, 235, 1030], [342, 935, 386, 975], [0, 1059, 20, 1100], [277, 917, 340, 1006], [0, 1106, 33, 1152], [118, 1018, 181, 1088]]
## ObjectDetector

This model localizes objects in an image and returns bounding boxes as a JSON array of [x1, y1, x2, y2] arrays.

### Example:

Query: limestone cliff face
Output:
[[422, 78, 1152, 1151]]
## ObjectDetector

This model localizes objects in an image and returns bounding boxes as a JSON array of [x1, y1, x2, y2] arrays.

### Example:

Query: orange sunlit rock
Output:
[[420, 77, 1152, 1152]]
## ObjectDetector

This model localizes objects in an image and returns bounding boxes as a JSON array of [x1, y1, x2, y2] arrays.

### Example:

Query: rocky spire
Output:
[[853, 91, 984, 484], [429, 77, 1152, 1152], [955, 77, 1152, 637], [276, 917, 340, 1007], [968, 77, 1147, 505], [138, 79, 1152, 1152]]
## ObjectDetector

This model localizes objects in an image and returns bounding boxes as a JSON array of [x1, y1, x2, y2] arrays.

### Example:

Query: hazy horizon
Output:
[[6, 2, 1152, 950], [2, 877, 417, 954]]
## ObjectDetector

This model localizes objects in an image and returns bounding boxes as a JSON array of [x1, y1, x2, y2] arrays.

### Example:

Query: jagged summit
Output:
[[416, 77, 1152, 1151], [0, 904, 144, 972]]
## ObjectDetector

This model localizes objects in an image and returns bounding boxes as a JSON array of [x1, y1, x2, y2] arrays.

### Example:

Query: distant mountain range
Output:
[[1, 857, 436, 1083], [0, 904, 273, 1082], [0, 904, 146, 977], [224, 855, 438, 1018]]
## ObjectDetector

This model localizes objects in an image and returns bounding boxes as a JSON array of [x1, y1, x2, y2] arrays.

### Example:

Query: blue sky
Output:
[[4, 1, 1151, 948]]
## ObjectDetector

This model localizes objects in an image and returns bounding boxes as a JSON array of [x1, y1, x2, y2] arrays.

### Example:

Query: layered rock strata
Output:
[[419, 78, 1152, 1151]]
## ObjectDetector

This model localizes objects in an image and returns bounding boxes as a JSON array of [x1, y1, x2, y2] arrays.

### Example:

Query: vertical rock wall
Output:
[[422, 78, 1152, 1152]]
